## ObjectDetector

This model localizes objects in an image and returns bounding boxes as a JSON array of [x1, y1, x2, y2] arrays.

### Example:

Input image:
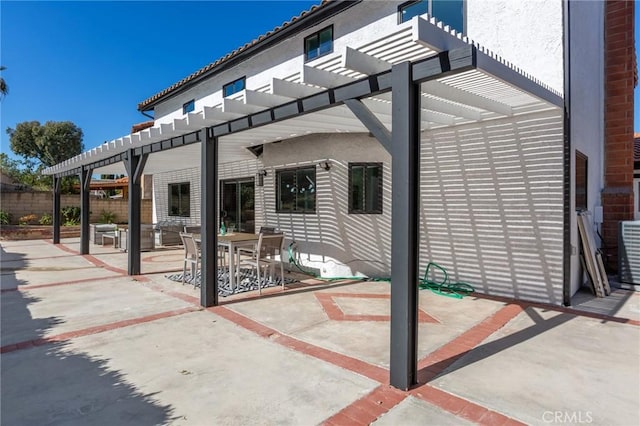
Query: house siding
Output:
[[420, 110, 565, 304], [568, 0, 606, 294], [152, 109, 565, 303]]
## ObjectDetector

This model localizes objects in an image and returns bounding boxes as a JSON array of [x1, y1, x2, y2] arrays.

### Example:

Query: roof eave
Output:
[[138, 0, 361, 113]]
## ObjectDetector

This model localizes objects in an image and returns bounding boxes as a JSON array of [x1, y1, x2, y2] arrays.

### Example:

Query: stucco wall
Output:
[[466, 0, 563, 93], [152, 110, 565, 304], [152, 159, 263, 226], [568, 0, 605, 294], [420, 110, 565, 304], [261, 133, 392, 278], [152, 1, 410, 124]]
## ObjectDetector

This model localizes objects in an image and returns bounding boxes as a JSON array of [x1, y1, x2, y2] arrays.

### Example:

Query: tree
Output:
[[0, 66, 7, 99], [7, 121, 84, 168], [0, 153, 50, 189]]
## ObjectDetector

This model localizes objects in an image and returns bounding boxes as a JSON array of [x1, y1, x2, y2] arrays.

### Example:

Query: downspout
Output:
[[140, 110, 154, 120], [562, 0, 572, 306]]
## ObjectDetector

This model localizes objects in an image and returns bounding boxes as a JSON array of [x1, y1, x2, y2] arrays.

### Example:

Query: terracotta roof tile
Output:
[[131, 121, 154, 133], [137, 1, 332, 111]]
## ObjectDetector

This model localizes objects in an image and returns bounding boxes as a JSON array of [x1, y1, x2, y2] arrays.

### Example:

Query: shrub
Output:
[[18, 214, 38, 225], [98, 210, 117, 224], [61, 206, 81, 226], [39, 213, 53, 225], [0, 210, 11, 225]]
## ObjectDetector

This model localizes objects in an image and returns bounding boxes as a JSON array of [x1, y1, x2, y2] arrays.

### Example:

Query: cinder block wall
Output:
[[0, 192, 152, 224], [602, 0, 635, 270]]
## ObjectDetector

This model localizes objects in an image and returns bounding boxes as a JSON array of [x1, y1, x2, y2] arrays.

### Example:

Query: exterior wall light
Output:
[[256, 169, 267, 187], [319, 160, 331, 171]]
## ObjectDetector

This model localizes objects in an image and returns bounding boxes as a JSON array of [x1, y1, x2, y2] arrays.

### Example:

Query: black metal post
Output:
[[562, 0, 572, 307], [52, 176, 61, 244], [200, 129, 218, 307], [79, 168, 92, 254], [125, 149, 148, 275], [389, 61, 421, 390]]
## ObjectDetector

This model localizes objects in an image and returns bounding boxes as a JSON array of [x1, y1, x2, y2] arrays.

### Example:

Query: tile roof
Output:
[[137, 0, 335, 112], [131, 121, 154, 133]]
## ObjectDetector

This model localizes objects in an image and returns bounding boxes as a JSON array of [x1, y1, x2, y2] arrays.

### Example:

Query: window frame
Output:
[[304, 25, 334, 62], [168, 182, 191, 217], [275, 166, 317, 214], [397, 0, 464, 33], [223, 77, 246, 98], [398, 0, 428, 24], [348, 162, 383, 214], [575, 151, 588, 211], [182, 99, 195, 114]]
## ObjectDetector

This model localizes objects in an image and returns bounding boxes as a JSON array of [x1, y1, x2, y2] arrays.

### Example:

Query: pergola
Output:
[[44, 18, 564, 390]]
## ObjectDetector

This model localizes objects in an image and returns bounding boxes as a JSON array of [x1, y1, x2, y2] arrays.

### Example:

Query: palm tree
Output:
[[0, 66, 8, 99]]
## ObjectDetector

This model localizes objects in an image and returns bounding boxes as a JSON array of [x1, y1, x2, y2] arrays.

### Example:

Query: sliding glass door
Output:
[[221, 178, 255, 233]]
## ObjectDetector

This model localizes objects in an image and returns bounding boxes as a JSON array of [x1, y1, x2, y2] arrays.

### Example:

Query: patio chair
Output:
[[179, 232, 200, 288], [184, 225, 201, 234], [259, 226, 277, 234], [237, 232, 285, 294]]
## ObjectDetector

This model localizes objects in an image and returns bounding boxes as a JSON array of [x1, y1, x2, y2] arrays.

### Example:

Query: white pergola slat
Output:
[[42, 16, 563, 178], [203, 106, 243, 124], [423, 80, 513, 116], [272, 78, 322, 98], [302, 65, 358, 88], [343, 46, 391, 75]]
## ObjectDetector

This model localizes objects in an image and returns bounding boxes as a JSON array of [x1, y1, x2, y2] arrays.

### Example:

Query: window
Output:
[[169, 182, 190, 217], [349, 163, 383, 214], [182, 99, 195, 114], [223, 77, 245, 97], [276, 167, 316, 213], [575, 151, 588, 211], [304, 26, 333, 61], [398, 0, 463, 33]]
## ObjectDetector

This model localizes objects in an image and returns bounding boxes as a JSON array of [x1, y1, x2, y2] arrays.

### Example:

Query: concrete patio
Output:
[[1, 238, 639, 425]]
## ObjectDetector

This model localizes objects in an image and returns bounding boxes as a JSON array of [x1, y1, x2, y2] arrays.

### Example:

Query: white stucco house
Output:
[[45, 0, 610, 308]]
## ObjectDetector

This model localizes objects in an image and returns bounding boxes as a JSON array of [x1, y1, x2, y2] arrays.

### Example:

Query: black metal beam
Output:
[[200, 129, 219, 307], [79, 168, 92, 255], [52, 176, 61, 244], [343, 99, 392, 153], [389, 61, 421, 390], [125, 149, 147, 275]]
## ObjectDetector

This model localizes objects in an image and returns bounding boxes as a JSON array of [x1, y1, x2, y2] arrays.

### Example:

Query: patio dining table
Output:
[[195, 232, 259, 291]]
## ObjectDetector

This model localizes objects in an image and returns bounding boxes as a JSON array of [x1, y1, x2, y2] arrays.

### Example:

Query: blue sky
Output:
[[1, 1, 638, 165], [0, 1, 319, 161]]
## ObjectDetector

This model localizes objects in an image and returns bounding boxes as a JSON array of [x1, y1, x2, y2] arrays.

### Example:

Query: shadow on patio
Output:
[[0, 245, 177, 425]]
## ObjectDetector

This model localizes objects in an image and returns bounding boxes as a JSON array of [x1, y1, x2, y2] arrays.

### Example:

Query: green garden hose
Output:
[[419, 262, 475, 299], [287, 243, 475, 298]]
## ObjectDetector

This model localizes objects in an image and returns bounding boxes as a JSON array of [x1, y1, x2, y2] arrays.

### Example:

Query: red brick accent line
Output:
[[0, 274, 121, 293], [321, 385, 408, 426], [46, 240, 79, 254], [315, 292, 439, 323], [144, 282, 202, 306], [210, 305, 389, 383], [410, 386, 526, 426], [0, 306, 199, 354], [417, 304, 524, 379], [473, 293, 640, 327]]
